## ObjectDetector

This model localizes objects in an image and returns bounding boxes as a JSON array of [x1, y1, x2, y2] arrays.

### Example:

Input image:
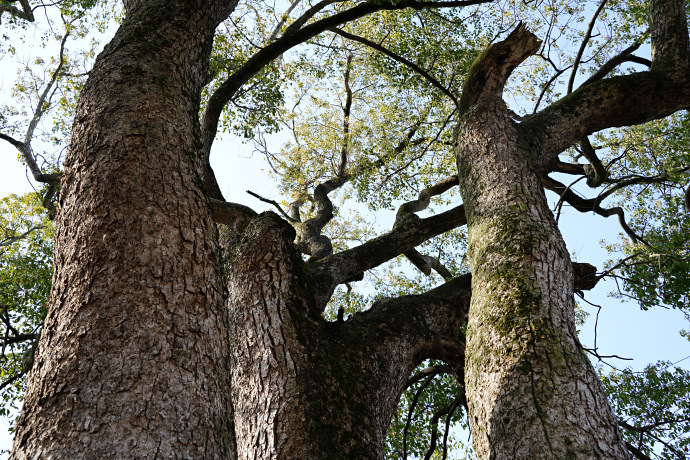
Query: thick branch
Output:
[[365, 273, 472, 359], [1, 333, 38, 348], [395, 176, 459, 226], [0, 0, 34, 22], [209, 198, 258, 233], [309, 204, 467, 309], [526, 71, 690, 167]]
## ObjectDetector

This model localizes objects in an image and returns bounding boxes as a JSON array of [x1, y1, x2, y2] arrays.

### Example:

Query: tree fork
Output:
[[224, 211, 472, 458]]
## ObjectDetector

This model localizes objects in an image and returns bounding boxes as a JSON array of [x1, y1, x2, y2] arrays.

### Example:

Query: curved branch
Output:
[[542, 175, 646, 244], [405, 364, 454, 388], [581, 42, 650, 87], [200, 0, 492, 158], [293, 55, 353, 260], [330, 27, 459, 106], [403, 374, 436, 459], [423, 397, 461, 460], [0, 225, 44, 248], [579, 136, 607, 187]]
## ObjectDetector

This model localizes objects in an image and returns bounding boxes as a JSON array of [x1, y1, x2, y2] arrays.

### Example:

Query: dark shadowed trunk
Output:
[[223, 212, 471, 458]]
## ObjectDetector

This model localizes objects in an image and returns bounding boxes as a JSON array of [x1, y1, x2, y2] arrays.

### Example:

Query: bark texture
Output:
[[457, 98, 628, 459], [11, 1, 237, 458], [223, 212, 471, 459], [455, 25, 629, 459]]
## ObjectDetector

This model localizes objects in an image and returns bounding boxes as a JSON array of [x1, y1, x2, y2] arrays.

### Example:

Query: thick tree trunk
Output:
[[223, 212, 469, 459], [456, 97, 629, 459], [10, 2, 237, 458]]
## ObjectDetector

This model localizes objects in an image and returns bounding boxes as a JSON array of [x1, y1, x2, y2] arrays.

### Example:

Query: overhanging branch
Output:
[[329, 27, 459, 106]]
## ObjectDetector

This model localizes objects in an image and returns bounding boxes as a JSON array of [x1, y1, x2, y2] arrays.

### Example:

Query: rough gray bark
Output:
[[457, 97, 628, 458], [10, 1, 238, 458], [453, 6, 690, 454]]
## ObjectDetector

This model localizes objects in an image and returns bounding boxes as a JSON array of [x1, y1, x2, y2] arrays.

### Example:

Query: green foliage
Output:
[[601, 362, 690, 459], [0, 193, 53, 427], [600, 113, 690, 312], [386, 362, 473, 460]]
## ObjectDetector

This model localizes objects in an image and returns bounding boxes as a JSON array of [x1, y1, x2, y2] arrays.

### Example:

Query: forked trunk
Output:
[[224, 212, 462, 459]]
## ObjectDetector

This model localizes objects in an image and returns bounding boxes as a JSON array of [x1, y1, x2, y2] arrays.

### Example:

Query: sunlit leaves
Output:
[[601, 362, 690, 460], [387, 362, 472, 460], [0, 193, 53, 430], [601, 113, 690, 312]]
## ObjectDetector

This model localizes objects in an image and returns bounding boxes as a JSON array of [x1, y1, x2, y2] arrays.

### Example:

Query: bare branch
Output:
[[625, 442, 652, 460], [567, 0, 608, 95], [405, 365, 454, 388], [542, 175, 647, 244], [403, 373, 436, 458], [25, 30, 70, 146], [330, 27, 459, 106], [423, 397, 461, 460], [1, 333, 38, 348], [0, 225, 44, 248], [246, 190, 295, 222], [581, 41, 651, 87], [268, 0, 306, 42]]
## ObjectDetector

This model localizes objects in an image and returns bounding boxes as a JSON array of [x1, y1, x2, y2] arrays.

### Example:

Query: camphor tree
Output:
[[1, 0, 690, 458]]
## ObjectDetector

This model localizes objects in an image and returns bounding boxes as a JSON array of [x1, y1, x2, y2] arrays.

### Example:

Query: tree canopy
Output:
[[1, 0, 690, 458]]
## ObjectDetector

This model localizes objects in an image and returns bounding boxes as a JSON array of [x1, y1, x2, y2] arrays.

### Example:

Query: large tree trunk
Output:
[[223, 212, 470, 458], [9, 0, 471, 456], [455, 26, 629, 459], [10, 2, 237, 458]]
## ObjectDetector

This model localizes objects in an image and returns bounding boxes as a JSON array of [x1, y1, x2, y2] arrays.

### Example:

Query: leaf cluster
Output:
[[0, 193, 53, 429]]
